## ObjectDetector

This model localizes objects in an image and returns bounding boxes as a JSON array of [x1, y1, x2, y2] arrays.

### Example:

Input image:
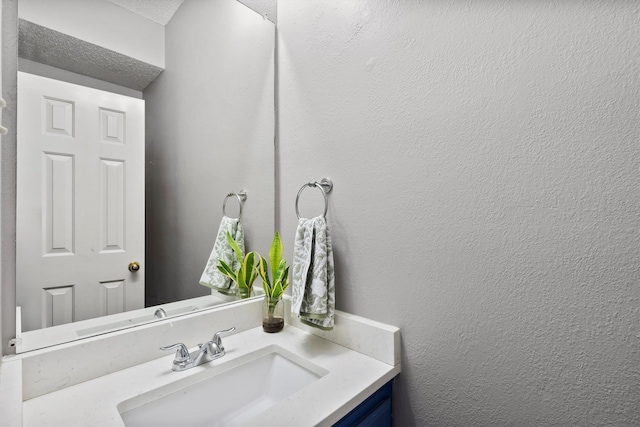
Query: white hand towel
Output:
[[291, 216, 335, 330], [199, 216, 245, 295]]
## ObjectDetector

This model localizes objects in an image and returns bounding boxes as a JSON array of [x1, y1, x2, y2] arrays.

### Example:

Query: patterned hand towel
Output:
[[291, 216, 335, 330], [199, 216, 245, 295]]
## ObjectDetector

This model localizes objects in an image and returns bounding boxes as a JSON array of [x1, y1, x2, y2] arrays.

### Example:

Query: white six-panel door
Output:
[[17, 72, 145, 332]]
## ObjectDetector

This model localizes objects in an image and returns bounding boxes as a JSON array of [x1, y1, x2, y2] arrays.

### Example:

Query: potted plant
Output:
[[257, 232, 290, 333], [216, 232, 259, 299]]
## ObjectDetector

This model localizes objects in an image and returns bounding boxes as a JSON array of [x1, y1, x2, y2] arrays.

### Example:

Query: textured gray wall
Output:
[[144, 0, 275, 306], [278, 1, 640, 425]]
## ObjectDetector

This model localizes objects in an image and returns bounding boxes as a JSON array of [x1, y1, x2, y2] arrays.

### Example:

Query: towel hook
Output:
[[295, 178, 333, 219], [223, 190, 247, 220]]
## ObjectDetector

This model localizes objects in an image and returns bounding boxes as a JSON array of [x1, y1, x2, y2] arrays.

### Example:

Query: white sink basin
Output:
[[118, 346, 326, 426]]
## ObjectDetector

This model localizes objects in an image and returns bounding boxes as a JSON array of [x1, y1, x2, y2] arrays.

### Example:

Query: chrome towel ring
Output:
[[295, 178, 333, 219], [223, 191, 247, 220]]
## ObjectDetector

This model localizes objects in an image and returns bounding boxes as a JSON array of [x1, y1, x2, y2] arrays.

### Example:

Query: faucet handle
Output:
[[211, 327, 236, 352], [160, 343, 191, 363]]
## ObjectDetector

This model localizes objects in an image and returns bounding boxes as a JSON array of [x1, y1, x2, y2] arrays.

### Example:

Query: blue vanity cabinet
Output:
[[334, 380, 394, 427]]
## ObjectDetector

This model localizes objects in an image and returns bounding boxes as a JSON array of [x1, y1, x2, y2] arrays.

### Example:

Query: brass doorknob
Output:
[[128, 261, 141, 272]]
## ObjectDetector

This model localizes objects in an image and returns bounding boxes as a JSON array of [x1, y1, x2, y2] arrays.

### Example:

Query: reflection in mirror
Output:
[[14, 0, 275, 352]]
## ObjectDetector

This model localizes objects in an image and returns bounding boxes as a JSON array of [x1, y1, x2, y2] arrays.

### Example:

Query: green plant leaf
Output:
[[258, 255, 272, 297], [241, 252, 258, 289], [226, 232, 243, 263], [216, 260, 237, 282], [275, 259, 287, 281], [240, 252, 260, 295], [268, 232, 282, 286], [272, 279, 283, 299], [236, 270, 246, 289], [257, 255, 269, 284], [281, 265, 290, 292]]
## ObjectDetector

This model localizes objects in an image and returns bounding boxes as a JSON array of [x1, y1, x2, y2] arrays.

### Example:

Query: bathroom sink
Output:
[[118, 346, 326, 426]]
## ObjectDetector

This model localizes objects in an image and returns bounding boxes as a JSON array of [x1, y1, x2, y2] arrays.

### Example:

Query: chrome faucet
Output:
[[160, 327, 235, 371], [154, 308, 167, 319]]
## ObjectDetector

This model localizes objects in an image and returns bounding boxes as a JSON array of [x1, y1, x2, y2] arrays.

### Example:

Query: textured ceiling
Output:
[[105, 0, 184, 25], [19, 19, 163, 90]]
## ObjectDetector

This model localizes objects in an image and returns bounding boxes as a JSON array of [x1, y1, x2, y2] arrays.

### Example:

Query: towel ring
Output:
[[223, 191, 247, 220], [295, 178, 333, 219]]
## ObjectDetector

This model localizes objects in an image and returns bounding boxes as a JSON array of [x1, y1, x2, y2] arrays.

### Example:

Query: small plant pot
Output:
[[262, 296, 284, 333]]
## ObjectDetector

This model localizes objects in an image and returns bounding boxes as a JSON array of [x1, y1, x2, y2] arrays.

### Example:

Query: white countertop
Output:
[[3, 299, 400, 427], [21, 325, 400, 426]]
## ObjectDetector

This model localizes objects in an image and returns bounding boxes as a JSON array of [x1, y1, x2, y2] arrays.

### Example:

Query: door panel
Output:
[[43, 152, 75, 255]]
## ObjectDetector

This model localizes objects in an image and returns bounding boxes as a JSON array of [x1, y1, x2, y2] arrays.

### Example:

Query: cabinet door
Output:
[[334, 380, 393, 427]]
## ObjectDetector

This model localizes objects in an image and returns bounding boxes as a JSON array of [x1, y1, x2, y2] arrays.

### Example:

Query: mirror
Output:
[[12, 0, 275, 352]]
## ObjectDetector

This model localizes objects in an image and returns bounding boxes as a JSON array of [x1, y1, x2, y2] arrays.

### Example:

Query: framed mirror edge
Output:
[[2, 0, 19, 357], [0, 0, 277, 356]]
